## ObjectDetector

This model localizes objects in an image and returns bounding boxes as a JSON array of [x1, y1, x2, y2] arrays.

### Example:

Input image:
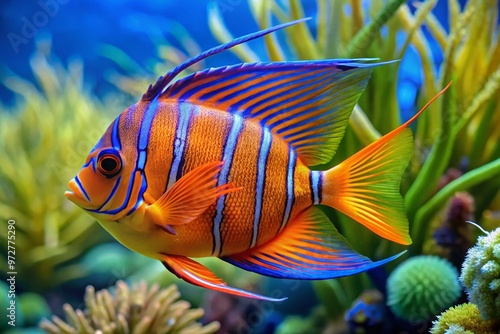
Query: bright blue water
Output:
[[0, 0, 473, 120]]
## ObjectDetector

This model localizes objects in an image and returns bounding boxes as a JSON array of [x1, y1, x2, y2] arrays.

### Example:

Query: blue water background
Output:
[[1, 1, 456, 112]]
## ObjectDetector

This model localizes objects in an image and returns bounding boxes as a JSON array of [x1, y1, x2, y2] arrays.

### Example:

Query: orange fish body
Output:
[[91, 100, 322, 259], [66, 20, 447, 301]]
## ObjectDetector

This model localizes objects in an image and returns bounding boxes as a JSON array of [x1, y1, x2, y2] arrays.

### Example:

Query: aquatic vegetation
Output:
[[430, 303, 500, 334], [0, 38, 125, 292], [459, 227, 500, 320], [386, 255, 461, 320], [40, 280, 220, 334], [103, 20, 203, 98], [275, 306, 328, 334], [209, 0, 500, 315], [431, 192, 475, 267]]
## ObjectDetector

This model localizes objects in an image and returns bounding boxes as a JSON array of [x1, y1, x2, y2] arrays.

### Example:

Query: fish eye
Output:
[[97, 150, 122, 177]]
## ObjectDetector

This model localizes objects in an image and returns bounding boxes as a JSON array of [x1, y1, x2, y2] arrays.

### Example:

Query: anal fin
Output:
[[160, 254, 286, 301], [223, 207, 404, 279]]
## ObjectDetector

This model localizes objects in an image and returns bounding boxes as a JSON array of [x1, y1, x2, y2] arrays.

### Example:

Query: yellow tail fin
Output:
[[321, 83, 451, 245]]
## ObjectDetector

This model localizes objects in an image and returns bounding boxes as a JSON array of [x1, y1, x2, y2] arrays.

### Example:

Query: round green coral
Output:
[[459, 227, 500, 320], [386, 255, 461, 320], [431, 303, 500, 334]]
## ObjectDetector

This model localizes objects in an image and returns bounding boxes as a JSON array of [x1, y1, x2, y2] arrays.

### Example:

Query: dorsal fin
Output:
[[160, 59, 394, 166], [141, 18, 310, 101]]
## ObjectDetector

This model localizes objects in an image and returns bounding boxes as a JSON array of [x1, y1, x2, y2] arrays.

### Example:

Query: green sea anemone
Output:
[[386, 255, 461, 321], [39, 280, 220, 334], [430, 303, 500, 334], [459, 227, 500, 320]]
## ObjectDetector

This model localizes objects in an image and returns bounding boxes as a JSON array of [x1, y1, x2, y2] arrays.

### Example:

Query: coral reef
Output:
[[430, 303, 500, 334], [39, 280, 220, 334], [432, 192, 476, 268], [386, 256, 461, 320], [459, 227, 500, 320]]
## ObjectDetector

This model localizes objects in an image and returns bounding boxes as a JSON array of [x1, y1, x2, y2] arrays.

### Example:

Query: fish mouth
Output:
[[65, 177, 93, 209]]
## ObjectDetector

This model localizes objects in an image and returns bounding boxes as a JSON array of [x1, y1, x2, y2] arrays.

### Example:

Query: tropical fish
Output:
[[66, 19, 448, 301]]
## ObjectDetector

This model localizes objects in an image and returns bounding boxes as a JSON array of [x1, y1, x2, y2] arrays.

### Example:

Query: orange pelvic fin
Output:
[[145, 161, 241, 233], [160, 254, 286, 301], [321, 83, 451, 245]]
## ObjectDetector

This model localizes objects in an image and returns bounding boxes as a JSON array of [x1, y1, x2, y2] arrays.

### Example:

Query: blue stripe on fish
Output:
[[138, 151, 147, 171], [240, 70, 330, 118], [95, 176, 122, 211], [89, 166, 137, 215], [111, 114, 122, 150], [75, 175, 91, 201], [178, 71, 250, 101], [166, 102, 195, 191], [310, 170, 321, 205], [239, 75, 330, 117], [138, 98, 159, 165], [250, 126, 272, 248], [82, 157, 97, 173], [260, 83, 331, 126], [127, 176, 147, 216], [134, 99, 159, 214], [280, 148, 296, 232], [90, 99, 159, 217], [212, 113, 244, 256]]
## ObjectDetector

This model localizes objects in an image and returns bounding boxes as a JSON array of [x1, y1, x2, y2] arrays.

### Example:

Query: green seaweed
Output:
[[0, 38, 118, 292]]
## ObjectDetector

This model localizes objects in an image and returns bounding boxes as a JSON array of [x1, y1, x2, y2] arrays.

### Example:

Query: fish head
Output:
[[65, 118, 135, 220]]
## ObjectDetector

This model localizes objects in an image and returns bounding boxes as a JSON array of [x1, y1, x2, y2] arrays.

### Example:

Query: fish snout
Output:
[[65, 177, 91, 207]]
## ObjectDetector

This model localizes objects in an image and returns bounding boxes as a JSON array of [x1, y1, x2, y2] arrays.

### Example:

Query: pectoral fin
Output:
[[160, 254, 286, 301], [145, 161, 241, 232]]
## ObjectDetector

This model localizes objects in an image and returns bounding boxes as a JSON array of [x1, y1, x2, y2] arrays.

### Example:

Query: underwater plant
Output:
[[459, 226, 500, 320], [386, 255, 461, 321], [39, 280, 220, 334], [275, 306, 329, 334], [431, 191, 475, 268], [430, 303, 500, 334], [0, 38, 124, 292], [103, 20, 203, 97]]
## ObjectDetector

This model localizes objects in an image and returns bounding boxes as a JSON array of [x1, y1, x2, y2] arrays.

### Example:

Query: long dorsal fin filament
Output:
[[141, 18, 311, 101]]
